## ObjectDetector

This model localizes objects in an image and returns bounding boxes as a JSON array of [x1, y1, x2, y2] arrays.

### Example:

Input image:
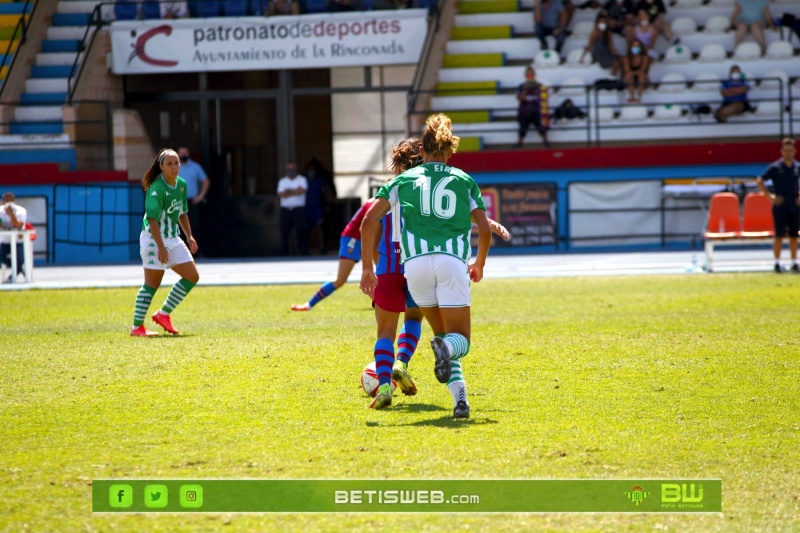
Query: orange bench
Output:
[[704, 192, 775, 272]]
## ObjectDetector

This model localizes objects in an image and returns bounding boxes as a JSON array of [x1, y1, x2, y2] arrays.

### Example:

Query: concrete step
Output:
[[20, 92, 69, 105], [15, 106, 64, 122], [42, 40, 82, 53], [9, 122, 64, 135], [52, 12, 91, 26], [31, 65, 77, 79], [36, 52, 82, 66], [57, 1, 102, 15], [0, 133, 71, 149], [25, 78, 70, 93], [47, 26, 94, 41], [0, 147, 76, 168]]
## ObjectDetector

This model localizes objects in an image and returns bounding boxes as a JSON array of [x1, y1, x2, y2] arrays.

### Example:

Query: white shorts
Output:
[[404, 254, 471, 308], [139, 232, 193, 270]]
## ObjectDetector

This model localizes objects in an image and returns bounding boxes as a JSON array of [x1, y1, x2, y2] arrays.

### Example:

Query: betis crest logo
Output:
[[625, 485, 650, 506]]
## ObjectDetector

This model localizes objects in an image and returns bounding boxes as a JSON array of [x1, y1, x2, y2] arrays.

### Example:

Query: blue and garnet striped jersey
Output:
[[376, 211, 403, 275]]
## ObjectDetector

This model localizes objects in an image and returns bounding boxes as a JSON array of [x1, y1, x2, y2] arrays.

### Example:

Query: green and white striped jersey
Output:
[[377, 162, 485, 264], [142, 175, 188, 239]]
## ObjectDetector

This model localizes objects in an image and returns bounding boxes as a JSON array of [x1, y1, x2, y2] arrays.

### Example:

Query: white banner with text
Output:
[[110, 10, 428, 75]]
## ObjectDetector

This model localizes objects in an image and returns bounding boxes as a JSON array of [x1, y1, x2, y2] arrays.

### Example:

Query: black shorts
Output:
[[773, 203, 800, 237]]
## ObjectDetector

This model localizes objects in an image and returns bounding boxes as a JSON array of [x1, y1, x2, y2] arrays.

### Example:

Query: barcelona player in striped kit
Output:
[[290, 199, 374, 312], [368, 139, 426, 408]]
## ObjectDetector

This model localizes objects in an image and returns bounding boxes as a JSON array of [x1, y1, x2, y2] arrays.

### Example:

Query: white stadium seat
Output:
[[571, 21, 595, 38], [692, 71, 720, 92], [619, 105, 649, 121], [534, 49, 561, 67], [704, 15, 730, 34], [663, 44, 692, 63], [709, 0, 735, 6], [672, 17, 698, 37], [754, 101, 783, 117], [792, 100, 800, 115], [597, 107, 615, 122], [674, 0, 702, 7], [759, 69, 789, 91], [559, 76, 586, 95], [698, 43, 726, 62], [653, 104, 683, 120], [766, 41, 793, 59], [733, 42, 761, 60], [565, 48, 592, 66], [656, 73, 687, 93]]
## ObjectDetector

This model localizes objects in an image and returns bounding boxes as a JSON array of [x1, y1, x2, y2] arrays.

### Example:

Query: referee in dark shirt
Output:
[[756, 137, 800, 273]]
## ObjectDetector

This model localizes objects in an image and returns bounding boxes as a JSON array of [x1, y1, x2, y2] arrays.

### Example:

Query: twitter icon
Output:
[[144, 484, 168, 508]]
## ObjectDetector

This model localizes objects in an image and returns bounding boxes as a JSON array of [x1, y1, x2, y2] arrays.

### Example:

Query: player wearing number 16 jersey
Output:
[[360, 114, 492, 419]]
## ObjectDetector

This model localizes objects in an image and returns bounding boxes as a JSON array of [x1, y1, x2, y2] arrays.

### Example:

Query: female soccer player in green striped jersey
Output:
[[130, 148, 200, 336], [360, 114, 492, 419]]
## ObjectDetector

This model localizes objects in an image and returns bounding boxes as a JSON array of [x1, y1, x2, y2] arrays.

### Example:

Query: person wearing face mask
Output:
[[634, 0, 675, 44], [278, 162, 309, 256], [177, 147, 210, 254], [621, 38, 650, 102], [714, 64, 751, 123], [633, 9, 660, 59], [513, 66, 551, 149], [581, 12, 621, 74]]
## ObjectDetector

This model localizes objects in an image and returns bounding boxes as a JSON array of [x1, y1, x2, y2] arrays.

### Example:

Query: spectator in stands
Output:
[[621, 38, 650, 102], [161, 0, 189, 18], [730, 0, 775, 55], [633, 9, 660, 59], [755, 137, 800, 273], [535, 0, 573, 55], [0, 191, 27, 283], [580, 12, 621, 74], [634, 0, 675, 44], [714, 64, 751, 123], [331, 0, 359, 11], [268, 0, 300, 15], [513, 66, 551, 149], [604, 0, 636, 40]]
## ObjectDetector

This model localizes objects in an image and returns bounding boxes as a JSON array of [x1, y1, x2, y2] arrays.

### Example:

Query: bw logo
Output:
[[625, 485, 650, 506]]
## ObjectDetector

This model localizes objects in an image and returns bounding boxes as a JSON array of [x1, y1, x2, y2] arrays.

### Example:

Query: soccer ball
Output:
[[360, 361, 397, 397]]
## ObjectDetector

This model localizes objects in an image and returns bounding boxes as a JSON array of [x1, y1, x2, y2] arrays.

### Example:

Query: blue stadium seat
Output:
[[114, 2, 138, 20], [302, 0, 328, 13], [141, 1, 161, 19], [249, 0, 268, 15], [195, 1, 221, 17], [224, 0, 248, 16]]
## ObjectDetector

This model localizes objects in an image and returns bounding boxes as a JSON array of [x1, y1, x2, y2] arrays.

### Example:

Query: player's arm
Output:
[[469, 208, 492, 283], [147, 218, 169, 264], [473, 212, 510, 241], [359, 198, 390, 298]]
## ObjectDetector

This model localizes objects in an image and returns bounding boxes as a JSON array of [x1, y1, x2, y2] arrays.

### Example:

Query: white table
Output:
[[0, 229, 35, 283]]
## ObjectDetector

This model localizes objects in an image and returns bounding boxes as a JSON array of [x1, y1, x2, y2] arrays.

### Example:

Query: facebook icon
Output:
[[109, 484, 133, 508]]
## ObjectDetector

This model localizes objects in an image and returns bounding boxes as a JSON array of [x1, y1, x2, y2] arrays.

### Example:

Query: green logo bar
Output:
[[92, 479, 721, 513]]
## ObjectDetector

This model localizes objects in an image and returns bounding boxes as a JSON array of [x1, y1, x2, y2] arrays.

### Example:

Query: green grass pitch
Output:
[[2, 274, 798, 531]]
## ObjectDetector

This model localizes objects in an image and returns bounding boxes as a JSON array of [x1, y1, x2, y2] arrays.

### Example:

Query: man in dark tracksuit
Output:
[[756, 137, 800, 273]]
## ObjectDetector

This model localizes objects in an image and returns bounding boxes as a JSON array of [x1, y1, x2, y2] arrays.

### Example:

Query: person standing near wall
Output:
[[756, 137, 800, 273], [277, 162, 309, 256], [0, 191, 27, 283], [177, 147, 210, 254]]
